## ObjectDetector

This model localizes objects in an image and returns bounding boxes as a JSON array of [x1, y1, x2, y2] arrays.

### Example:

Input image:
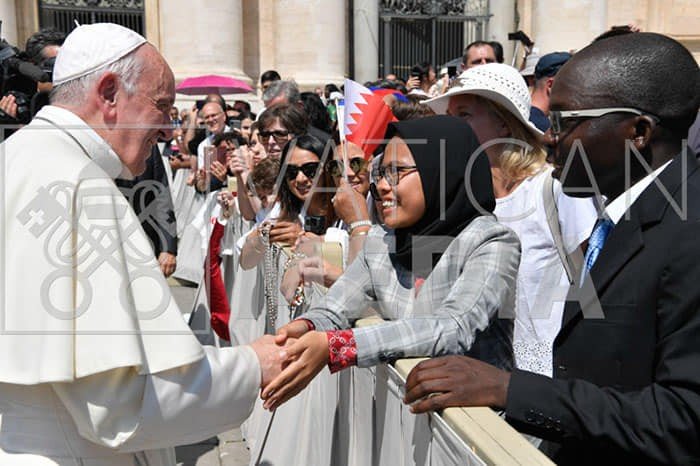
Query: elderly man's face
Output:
[[114, 45, 174, 176], [202, 102, 226, 135]]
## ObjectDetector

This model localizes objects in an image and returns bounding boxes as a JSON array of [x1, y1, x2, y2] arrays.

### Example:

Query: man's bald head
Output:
[[554, 32, 700, 136]]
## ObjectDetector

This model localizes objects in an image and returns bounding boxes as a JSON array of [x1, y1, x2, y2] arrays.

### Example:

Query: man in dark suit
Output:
[[117, 145, 178, 277], [404, 33, 700, 464]]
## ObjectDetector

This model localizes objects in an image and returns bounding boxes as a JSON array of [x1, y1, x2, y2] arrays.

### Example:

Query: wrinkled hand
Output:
[[332, 177, 370, 224], [261, 331, 329, 410], [0, 94, 18, 119], [403, 355, 511, 414], [249, 334, 297, 389], [217, 191, 236, 219], [269, 220, 302, 246], [210, 160, 228, 182], [274, 319, 312, 346], [158, 251, 176, 277]]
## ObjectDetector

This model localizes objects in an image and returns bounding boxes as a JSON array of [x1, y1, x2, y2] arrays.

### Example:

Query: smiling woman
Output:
[[277, 134, 335, 226], [263, 115, 520, 411]]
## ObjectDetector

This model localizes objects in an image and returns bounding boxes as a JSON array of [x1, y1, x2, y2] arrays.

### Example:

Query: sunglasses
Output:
[[548, 107, 658, 139], [260, 129, 292, 144], [285, 162, 321, 180], [326, 157, 369, 178]]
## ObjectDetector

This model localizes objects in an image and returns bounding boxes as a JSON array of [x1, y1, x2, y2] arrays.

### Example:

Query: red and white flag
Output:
[[340, 79, 396, 159]]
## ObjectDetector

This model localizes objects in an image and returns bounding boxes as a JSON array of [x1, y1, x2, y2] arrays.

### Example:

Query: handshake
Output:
[[248, 319, 330, 411]]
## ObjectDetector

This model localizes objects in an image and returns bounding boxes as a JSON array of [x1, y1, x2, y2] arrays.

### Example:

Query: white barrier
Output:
[[340, 318, 555, 466]]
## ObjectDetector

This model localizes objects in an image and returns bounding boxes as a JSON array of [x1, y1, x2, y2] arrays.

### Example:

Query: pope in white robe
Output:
[[0, 23, 280, 465]]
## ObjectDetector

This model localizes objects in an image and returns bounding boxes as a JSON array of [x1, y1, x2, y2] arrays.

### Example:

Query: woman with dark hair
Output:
[[276, 134, 335, 226], [407, 61, 437, 97], [263, 115, 520, 410], [257, 103, 309, 159], [300, 92, 333, 134], [238, 134, 336, 270]]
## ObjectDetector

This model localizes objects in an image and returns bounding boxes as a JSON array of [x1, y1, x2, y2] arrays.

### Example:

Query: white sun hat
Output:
[[423, 63, 543, 137], [53, 23, 147, 86]]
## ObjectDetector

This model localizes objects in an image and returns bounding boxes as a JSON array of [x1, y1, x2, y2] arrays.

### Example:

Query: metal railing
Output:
[[38, 0, 145, 35], [378, 0, 491, 77]]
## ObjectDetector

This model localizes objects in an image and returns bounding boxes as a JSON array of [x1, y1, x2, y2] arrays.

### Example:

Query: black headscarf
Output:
[[384, 115, 495, 277]]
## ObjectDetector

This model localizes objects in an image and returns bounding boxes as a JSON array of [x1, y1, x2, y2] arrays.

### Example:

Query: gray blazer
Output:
[[304, 215, 521, 369]]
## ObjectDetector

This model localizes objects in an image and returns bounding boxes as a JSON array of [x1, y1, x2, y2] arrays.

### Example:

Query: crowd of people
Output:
[[1, 20, 700, 466]]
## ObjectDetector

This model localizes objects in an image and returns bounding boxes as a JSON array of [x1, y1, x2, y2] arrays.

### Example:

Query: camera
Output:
[[304, 215, 326, 235], [227, 118, 242, 130], [0, 38, 51, 126]]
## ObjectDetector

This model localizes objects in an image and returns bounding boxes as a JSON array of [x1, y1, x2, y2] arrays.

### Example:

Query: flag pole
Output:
[[335, 95, 350, 183]]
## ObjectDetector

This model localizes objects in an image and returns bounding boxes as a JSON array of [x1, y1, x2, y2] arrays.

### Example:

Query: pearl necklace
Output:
[[260, 225, 281, 332]]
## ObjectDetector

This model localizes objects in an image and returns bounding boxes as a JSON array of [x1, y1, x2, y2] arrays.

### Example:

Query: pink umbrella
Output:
[[176, 74, 253, 95]]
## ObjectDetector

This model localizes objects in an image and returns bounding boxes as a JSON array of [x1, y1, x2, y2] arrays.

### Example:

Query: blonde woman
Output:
[[425, 63, 598, 377]]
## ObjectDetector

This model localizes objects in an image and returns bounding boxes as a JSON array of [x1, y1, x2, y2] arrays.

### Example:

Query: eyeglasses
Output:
[[285, 162, 321, 180], [260, 129, 292, 144], [171, 118, 182, 128], [371, 164, 417, 186], [326, 157, 369, 178], [548, 107, 658, 138]]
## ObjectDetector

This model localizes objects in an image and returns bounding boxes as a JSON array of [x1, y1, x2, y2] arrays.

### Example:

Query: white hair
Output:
[[50, 49, 144, 106]]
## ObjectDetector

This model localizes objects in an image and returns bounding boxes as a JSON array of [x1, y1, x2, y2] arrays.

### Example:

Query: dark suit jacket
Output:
[[116, 145, 178, 257], [506, 151, 700, 465]]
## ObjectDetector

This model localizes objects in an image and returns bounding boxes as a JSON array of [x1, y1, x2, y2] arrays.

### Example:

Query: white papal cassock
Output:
[[0, 105, 261, 465]]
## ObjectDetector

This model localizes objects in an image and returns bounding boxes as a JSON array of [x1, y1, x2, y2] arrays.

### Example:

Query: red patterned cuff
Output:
[[327, 330, 358, 373]]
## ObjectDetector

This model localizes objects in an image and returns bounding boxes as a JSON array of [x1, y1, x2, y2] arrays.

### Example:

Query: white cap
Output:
[[423, 63, 543, 137], [53, 23, 147, 86]]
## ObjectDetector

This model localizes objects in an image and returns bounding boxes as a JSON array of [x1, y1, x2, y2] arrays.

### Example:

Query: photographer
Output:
[[0, 28, 63, 129]]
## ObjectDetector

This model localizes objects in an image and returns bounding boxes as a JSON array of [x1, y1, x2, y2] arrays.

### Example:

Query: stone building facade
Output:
[[1, 0, 698, 105]]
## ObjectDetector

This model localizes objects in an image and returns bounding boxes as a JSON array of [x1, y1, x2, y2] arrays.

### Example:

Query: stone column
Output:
[[353, 0, 379, 83], [529, 0, 607, 53], [273, 0, 347, 90], [487, 0, 517, 66], [0, 0, 17, 46], [158, 0, 250, 85]]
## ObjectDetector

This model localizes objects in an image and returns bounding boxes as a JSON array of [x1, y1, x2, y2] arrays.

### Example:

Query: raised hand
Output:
[[0, 94, 18, 119], [403, 355, 511, 414], [217, 191, 236, 219], [293, 231, 322, 257], [228, 147, 249, 178], [269, 220, 302, 246], [210, 160, 228, 182], [297, 256, 342, 288], [260, 330, 329, 410], [332, 177, 370, 225]]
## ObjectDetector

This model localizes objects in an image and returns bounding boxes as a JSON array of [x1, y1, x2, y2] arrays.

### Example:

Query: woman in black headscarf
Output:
[[262, 115, 520, 410]]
